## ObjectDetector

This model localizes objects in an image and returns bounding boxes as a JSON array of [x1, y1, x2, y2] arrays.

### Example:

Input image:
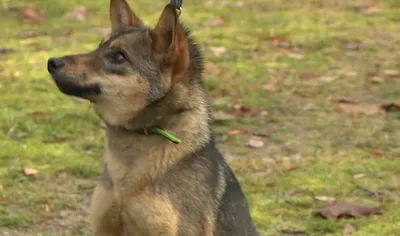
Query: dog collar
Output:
[[146, 127, 182, 144]]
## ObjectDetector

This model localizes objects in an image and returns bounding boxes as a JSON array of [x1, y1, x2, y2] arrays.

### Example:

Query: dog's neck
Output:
[[102, 81, 211, 188]]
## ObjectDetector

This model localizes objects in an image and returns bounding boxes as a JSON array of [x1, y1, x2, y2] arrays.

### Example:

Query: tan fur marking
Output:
[[90, 184, 122, 236], [94, 74, 149, 126], [203, 213, 215, 236], [121, 191, 179, 236]]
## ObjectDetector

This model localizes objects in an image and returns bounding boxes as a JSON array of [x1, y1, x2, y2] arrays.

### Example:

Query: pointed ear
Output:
[[110, 0, 142, 30], [152, 4, 190, 83]]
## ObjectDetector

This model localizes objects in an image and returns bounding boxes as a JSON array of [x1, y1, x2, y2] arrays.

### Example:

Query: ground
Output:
[[1, 0, 400, 235]]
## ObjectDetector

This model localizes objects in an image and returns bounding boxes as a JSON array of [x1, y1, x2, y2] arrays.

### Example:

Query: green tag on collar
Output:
[[148, 127, 182, 144]]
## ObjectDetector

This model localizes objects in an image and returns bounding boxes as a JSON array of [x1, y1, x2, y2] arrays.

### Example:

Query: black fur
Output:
[[52, 77, 101, 98]]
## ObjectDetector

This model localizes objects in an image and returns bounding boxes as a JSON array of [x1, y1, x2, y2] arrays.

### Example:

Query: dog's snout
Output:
[[47, 57, 65, 74]]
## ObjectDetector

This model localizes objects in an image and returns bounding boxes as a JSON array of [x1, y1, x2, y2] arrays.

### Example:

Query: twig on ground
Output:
[[351, 176, 380, 197]]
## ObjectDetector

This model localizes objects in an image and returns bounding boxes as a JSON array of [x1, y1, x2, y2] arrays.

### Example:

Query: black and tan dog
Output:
[[47, 0, 259, 235]]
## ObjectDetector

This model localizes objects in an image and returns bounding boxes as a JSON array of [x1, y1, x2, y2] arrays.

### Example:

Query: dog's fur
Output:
[[47, 0, 258, 235]]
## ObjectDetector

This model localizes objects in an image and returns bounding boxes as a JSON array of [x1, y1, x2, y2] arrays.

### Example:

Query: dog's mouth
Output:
[[51, 75, 102, 99]]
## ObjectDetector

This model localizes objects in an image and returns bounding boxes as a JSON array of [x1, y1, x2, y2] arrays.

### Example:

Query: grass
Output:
[[1, 0, 400, 235]]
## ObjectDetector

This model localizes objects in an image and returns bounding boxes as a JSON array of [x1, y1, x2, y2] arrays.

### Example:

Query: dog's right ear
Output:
[[110, 0, 142, 31]]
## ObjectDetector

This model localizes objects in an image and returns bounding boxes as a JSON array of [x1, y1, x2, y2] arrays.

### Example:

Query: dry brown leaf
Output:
[[284, 166, 301, 172], [315, 202, 382, 221], [262, 80, 280, 92], [369, 76, 385, 84], [64, 6, 87, 22], [381, 100, 400, 113], [227, 105, 262, 117], [343, 224, 357, 235], [247, 136, 264, 149], [212, 111, 235, 122], [23, 167, 38, 176], [28, 111, 45, 117], [210, 16, 225, 27], [210, 46, 226, 57], [328, 95, 356, 104], [227, 129, 244, 135], [383, 69, 400, 77], [337, 104, 385, 116], [300, 72, 320, 80], [371, 148, 384, 156], [314, 196, 336, 202], [271, 36, 290, 48], [17, 6, 45, 23], [364, 6, 380, 15]]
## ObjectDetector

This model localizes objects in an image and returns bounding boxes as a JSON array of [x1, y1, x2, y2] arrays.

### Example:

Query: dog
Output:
[[47, 0, 259, 235]]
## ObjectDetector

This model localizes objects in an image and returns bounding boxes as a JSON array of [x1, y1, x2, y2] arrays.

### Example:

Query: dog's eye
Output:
[[112, 51, 127, 64]]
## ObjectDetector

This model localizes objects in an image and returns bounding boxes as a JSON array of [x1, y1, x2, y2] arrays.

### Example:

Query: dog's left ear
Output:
[[152, 4, 190, 83], [110, 0, 142, 31]]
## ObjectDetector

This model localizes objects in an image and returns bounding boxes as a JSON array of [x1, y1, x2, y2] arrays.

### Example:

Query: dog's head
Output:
[[47, 0, 190, 126]]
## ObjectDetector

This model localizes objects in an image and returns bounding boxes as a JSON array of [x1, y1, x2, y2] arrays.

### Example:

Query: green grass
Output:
[[1, 0, 400, 235]]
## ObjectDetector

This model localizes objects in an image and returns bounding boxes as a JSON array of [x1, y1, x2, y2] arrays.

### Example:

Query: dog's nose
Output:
[[47, 58, 65, 73]]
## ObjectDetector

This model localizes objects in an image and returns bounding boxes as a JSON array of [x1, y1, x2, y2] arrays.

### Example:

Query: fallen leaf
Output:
[[314, 0, 324, 8], [64, 6, 87, 22], [235, 1, 244, 7], [300, 72, 320, 80], [383, 69, 400, 77], [45, 204, 50, 213], [227, 129, 244, 135], [247, 136, 264, 149], [271, 36, 290, 48], [228, 105, 262, 117], [212, 111, 235, 122], [23, 167, 38, 176], [314, 196, 336, 202], [251, 170, 272, 178], [381, 100, 400, 112], [28, 111, 45, 117], [13, 71, 21, 77], [353, 173, 365, 179], [284, 166, 301, 172], [371, 148, 383, 156], [210, 16, 225, 27], [210, 46, 226, 57], [16, 6, 45, 23], [315, 202, 382, 221], [343, 224, 357, 235], [328, 95, 356, 104], [337, 104, 385, 116], [364, 6, 381, 15], [262, 80, 280, 92], [369, 76, 385, 84]]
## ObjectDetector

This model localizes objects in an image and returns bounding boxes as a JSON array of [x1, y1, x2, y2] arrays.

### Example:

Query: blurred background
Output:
[[0, 0, 400, 235]]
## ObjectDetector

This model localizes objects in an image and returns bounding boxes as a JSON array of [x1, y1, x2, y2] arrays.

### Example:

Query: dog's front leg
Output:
[[90, 184, 123, 236]]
